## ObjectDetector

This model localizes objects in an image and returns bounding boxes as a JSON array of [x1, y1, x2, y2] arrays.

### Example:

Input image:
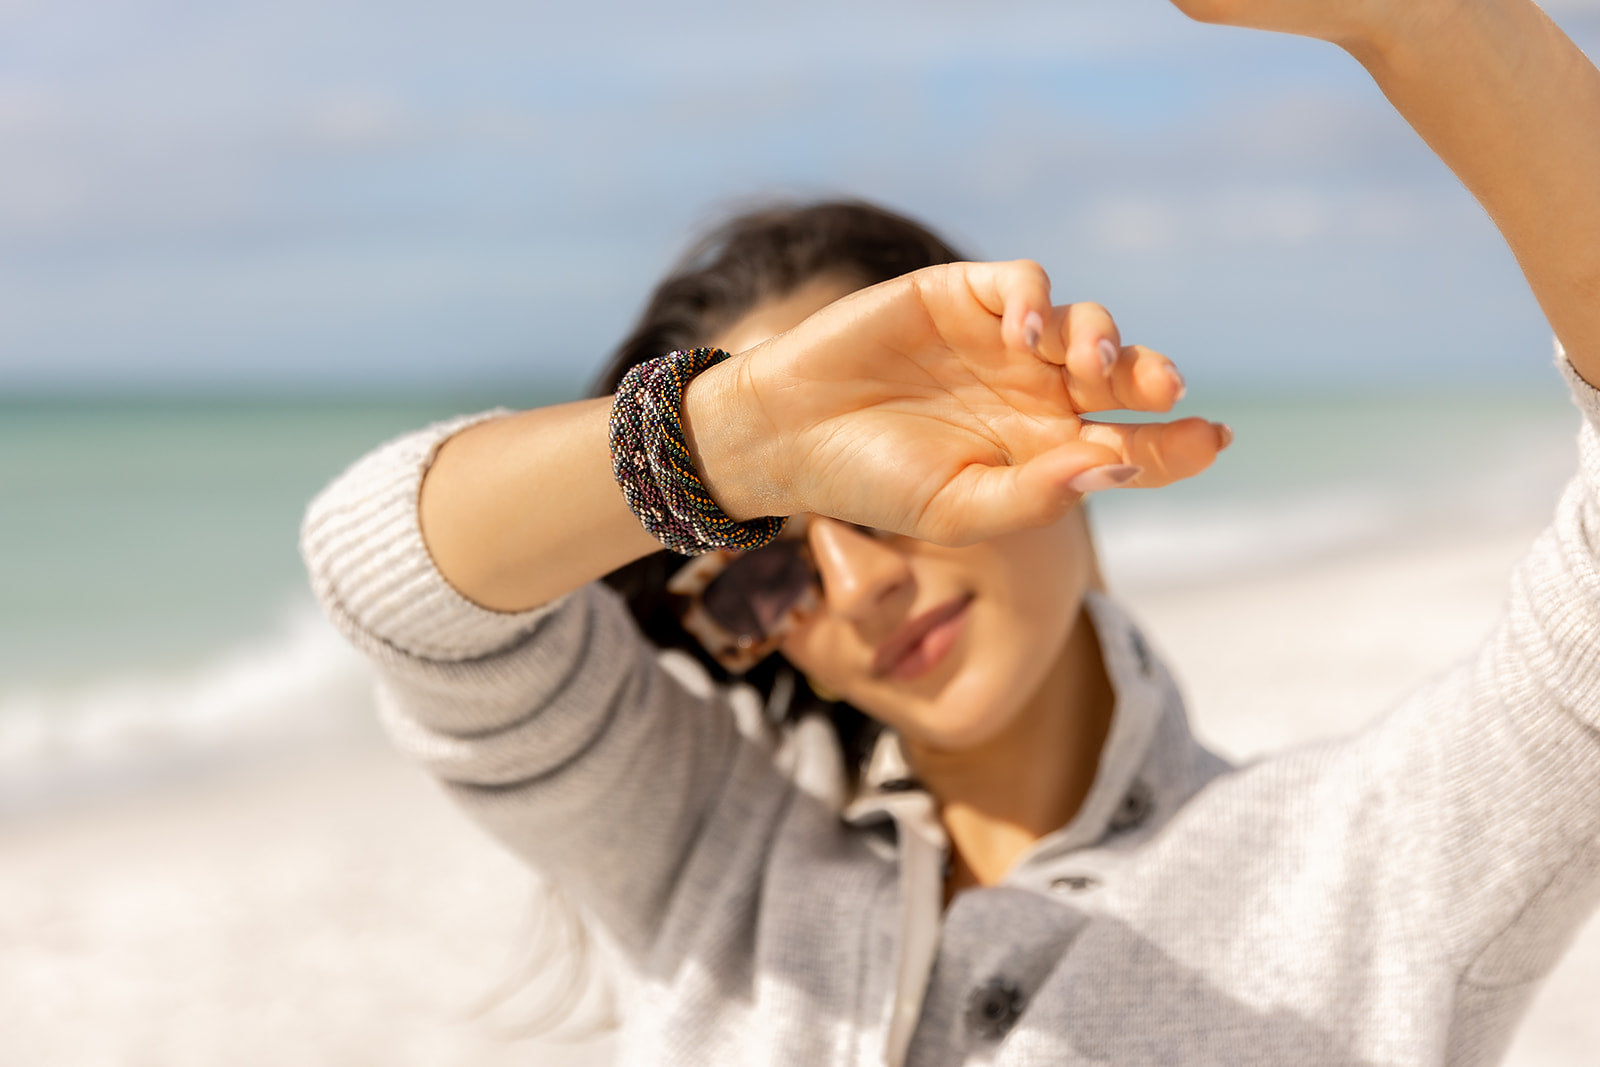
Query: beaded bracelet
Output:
[[608, 347, 786, 555]]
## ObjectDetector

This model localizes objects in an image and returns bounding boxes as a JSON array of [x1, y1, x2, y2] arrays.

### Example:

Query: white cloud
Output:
[[0, 158, 92, 233], [0, 84, 55, 132], [1216, 188, 1331, 246], [1088, 194, 1185, 253], [0, 0, 1579, 389], [304, 90, 413, 150], [1073, 178, 1474, 264]]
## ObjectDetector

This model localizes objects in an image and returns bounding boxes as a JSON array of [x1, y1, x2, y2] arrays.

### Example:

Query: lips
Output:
[[872, 595, 973, 679]]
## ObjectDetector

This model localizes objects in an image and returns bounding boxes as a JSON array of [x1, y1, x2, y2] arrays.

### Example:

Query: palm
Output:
[[803, 352, 1085, 534], [746, 262, 1222, 545]]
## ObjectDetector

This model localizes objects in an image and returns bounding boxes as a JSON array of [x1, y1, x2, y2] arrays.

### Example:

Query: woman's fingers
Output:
[[916, 440, 1134, 545], [1037, 301, 1121, 376], [908, 413, 1230, 544], [1068, 344, 1188, 414], [1034, 303, 1185, 414], [939, 259, 1055, 356], [1077, 416, 1232, 486]]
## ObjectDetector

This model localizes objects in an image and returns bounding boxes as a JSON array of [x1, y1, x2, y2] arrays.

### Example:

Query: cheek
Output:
[[776, 617, 837, 687], [778, 613, 885, 715], [1005, 521, 1092, 602], [978, 526, 1094, 659]]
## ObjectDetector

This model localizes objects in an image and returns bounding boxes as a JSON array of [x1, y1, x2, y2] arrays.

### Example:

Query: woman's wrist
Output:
[[681, 352, 795, 523], [1334, 0, 1473, 67]]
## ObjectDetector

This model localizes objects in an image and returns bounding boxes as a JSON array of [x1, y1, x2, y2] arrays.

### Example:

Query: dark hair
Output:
[[590, 199, 969, 773]]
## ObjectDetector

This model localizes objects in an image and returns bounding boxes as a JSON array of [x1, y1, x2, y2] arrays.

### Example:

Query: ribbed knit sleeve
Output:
[[298, 411, 781, 961], [1390, 342, 1600, 1009], [1534, 346, 1600, 715]]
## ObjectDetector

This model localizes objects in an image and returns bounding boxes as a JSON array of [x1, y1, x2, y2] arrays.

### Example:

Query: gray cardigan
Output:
[[301, 351, 1600, 1067]]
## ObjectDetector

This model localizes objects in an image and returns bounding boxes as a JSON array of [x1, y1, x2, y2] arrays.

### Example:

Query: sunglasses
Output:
[[666, 514, 822, 674], [668, 516, 907, 673]]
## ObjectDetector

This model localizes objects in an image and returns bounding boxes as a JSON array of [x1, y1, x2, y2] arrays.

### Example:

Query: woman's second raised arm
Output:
[[1162, 0, 1600, 989], [1171, 0, 1600, 383]]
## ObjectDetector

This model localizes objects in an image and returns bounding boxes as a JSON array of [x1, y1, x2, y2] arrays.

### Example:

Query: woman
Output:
[[302, 0, 1600, 1063]]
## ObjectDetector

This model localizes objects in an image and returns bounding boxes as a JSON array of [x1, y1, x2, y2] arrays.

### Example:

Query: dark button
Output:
[[1128, 628, 1153, 677], [1049, 874, 1100, 894], [965, 976, 1025, 1040], [1108, 779, 1153, 834]]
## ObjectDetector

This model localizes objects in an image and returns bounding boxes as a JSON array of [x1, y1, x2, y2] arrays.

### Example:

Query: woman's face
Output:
[[709, 276, 1098, 754]]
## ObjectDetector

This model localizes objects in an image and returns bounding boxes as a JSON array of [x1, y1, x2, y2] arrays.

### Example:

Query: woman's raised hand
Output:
[[689, 260, 1230, 547], [1163, 0, 1405, 50]]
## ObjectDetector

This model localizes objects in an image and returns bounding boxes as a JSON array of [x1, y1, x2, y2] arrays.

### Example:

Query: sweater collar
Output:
[[836, 593, 1214, 1067]]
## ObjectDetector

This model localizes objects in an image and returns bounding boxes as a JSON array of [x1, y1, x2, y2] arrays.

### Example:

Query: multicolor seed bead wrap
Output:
[[608, 347, 786, 555]]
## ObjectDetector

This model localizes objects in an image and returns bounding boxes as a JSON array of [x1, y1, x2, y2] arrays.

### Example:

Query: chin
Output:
[[906, 719, 1008, 755], [889, 675, 1026, 755]]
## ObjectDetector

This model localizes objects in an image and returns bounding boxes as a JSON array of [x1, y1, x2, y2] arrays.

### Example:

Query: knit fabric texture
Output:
[[300, 348, 1600, 1067]]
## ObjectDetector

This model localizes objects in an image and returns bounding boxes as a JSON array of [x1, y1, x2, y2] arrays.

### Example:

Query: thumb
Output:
[[917, 443, 1140, 545]]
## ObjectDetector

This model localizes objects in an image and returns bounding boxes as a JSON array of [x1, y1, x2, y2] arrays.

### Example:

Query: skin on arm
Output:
[[1357, 0, 1600, 384], [417, 398, 662, 613], [1171, 0, 1600, 384]]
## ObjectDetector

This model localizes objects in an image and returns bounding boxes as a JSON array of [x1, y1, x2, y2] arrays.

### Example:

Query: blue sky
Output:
[[3, 0, 1599, 393]]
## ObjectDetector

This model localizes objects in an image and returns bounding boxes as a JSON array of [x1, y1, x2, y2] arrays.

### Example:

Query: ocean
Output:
[[0, 383, 1582, 813]]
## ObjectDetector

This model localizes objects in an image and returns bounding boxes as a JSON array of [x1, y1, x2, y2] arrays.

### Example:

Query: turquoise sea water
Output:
[[1, 391, 563, 683], [1, 384, 1580, 681], [0, 382, 1582, 808]]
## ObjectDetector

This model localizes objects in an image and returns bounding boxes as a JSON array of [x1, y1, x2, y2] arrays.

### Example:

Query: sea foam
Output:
[[0, 603, 378, 815], [2, 425, 1573, 816]]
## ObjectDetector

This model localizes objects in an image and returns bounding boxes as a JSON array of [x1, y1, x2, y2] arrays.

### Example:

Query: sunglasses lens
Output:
[[700, 540, 813, 644]]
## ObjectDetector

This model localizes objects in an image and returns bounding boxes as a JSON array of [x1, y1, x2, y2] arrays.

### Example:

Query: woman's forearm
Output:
[[417, 397, 661, 613], [1348, 0, 1600, 383], [417, 361, 775, 614]]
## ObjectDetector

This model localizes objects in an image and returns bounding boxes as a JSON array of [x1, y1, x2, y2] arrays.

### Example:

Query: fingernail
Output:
[[1067, 463, 1142, 494], [1023, 311, 1043, 352], [1097, 338, 1119, 375], [1168, 366, 1187, 402], [1216, 423, 1234, 449]]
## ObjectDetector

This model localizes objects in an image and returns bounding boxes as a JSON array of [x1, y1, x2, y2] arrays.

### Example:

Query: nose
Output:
[[807, 517, 914, 623]]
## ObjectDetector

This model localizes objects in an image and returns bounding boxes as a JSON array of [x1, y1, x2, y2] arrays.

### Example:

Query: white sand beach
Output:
[[3, 524, 1597, 1066]]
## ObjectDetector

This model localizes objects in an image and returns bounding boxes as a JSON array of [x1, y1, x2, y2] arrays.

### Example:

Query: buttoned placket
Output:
[[840, 592, 1174, 1065], [844, 728, 947, 1067]]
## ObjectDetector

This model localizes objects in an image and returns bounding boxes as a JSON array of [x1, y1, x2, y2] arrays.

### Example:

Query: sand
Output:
[[3, 526, 1597, 1065]]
